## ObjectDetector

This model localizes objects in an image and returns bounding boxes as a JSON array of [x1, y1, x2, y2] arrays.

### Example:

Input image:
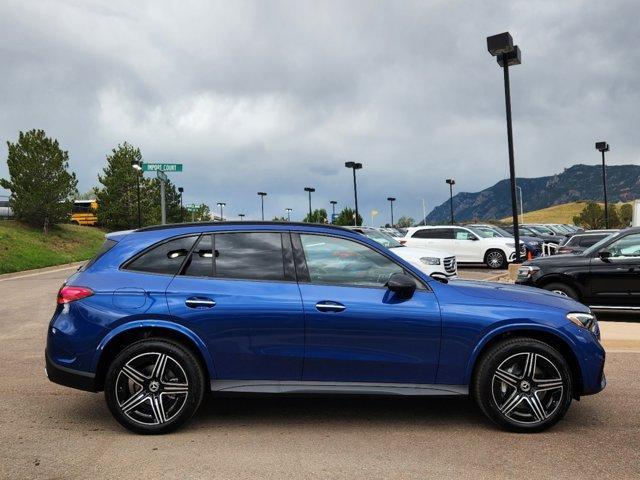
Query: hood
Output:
[[389, 246, 453, 261], [447, 279, 590, 312], [525, 253, 590, 267]]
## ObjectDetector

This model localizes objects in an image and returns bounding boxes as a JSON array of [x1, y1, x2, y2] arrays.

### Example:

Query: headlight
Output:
[[420, 257, 441, 265], [516, 265, 540, 278], [567, 312, 598, 335]]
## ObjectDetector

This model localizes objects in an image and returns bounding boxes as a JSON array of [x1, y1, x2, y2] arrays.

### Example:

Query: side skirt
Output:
[[210, 380, 468, 396]]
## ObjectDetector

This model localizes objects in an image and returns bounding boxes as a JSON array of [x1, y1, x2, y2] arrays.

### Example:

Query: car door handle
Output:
[[315, 302, 346, 313], [185, 297, 216, 309]]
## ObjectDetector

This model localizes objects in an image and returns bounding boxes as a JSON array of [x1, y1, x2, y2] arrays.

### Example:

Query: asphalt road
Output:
[[1, 267, 639, 480]]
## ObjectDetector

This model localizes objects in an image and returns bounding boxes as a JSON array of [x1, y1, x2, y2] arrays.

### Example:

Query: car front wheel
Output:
[[542, 282, 578, 300], [485, 249, 507, 269], [473, 337, 573, 432], [104, 338, 205, 434]]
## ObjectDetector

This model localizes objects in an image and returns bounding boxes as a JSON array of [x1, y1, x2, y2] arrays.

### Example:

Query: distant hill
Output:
[[426, 164, 640, 223], [498, 201, 630, 224]]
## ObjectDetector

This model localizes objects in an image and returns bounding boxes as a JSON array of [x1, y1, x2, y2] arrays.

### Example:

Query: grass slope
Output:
[[500, 201, 630, 224], [0, 221, 105, 274]]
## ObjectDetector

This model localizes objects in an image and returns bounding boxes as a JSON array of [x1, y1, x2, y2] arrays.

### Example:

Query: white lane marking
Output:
[[0, 264, 82, 282]]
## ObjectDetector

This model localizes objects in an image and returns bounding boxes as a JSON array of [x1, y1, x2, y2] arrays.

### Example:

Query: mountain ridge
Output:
[[425, 164, 640, 223]]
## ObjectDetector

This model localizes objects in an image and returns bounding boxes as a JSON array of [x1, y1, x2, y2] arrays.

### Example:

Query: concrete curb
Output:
[[600, 321, 640, 351], [0, 261, 84, 281]]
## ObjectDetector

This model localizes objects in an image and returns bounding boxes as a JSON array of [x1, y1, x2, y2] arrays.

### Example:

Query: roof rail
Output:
[[135, 221, 352, 233]]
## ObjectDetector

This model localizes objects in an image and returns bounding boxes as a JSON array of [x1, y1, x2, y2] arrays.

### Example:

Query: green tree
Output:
[[573, 202, 604, 229], [396, 216, 414, 228], [144, 177, 184, 224], [303, 208, 328, 223], [190, 203, 211, 222], [272, 215, 288, 221], [607, 204, 621, 229], [96, 143, 144, 230], [619, 203, 633, 227], [333, 207, 363, 226], [0, 129, 78, 233]]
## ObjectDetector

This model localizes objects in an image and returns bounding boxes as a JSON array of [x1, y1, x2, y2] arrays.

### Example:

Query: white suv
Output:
[[346, 227, 457, 278], [402, 225, 524, 269]]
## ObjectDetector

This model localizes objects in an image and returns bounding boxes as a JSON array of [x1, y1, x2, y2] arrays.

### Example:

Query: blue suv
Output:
[[46, 222, 605, 434]]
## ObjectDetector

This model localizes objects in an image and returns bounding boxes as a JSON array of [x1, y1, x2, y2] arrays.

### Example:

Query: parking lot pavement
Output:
[[2, 267, 640, 480]]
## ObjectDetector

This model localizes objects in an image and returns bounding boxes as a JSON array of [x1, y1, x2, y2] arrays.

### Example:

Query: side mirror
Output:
[[386, 273, 417, 298], [598, 250, 612, 261], [469, 236, 479, 241]]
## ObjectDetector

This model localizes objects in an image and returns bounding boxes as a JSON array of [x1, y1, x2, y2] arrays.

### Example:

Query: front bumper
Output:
[[45, 349, 97, 392]]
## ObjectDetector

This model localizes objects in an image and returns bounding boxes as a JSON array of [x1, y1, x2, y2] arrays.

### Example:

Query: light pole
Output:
[[445, 179, 455, 225], [345, 161, 362, 226], [487, 31, 523, 263], [131, 159, 143, 228], [257, 192, 267, 221], [304, 187, 315, 221], [387, 197, 396, 227], [329, 200, 337, 222], [595, 142, 610, 228], [285, 208, 292, 221], [238, 213, 245, 221], [217, 202, 226, 221], [515, 185, 524, 224], [178, 187, 184, 222]]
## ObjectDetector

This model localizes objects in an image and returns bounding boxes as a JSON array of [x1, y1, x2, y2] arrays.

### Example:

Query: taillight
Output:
[[57, 286, 94, 304]]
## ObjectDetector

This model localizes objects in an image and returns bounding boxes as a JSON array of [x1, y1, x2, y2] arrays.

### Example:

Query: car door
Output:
[[588, 232, 640, 307], [166, 231, 305, 380], [452, 228, 480, 262], [294, 233, 441, 384]]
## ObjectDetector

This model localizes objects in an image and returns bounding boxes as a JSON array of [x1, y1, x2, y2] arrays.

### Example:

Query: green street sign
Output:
[[142, 163, 183, 172], [186, 204, 199, 212]]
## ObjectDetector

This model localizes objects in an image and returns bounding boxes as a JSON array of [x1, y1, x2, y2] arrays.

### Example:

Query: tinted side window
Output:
[[579, 235, 605, 247], [300, 234, 404, 287], [182, 234, 213, 277], [214, 232, 285, 281], [413, 228, 451, 239], [126, 236, 198, 275]]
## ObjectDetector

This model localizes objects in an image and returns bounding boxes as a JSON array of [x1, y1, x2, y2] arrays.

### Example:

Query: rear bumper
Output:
[[45, 350, 97, 392]]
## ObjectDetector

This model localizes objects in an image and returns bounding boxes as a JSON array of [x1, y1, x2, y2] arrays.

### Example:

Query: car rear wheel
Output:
[[104, 338, 205, 434], [542, 282, 578, 300], [485, 249, 507, 269], [473, 337, 572, 432]]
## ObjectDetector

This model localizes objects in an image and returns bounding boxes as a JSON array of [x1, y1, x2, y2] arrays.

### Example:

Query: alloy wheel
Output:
[[115, 352, 189, 426], [486, 251, 504, 268], [491, 352, 564, 424]]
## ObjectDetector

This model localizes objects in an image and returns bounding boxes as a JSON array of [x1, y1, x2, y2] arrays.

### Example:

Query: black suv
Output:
[[516, 227, 640, 311]]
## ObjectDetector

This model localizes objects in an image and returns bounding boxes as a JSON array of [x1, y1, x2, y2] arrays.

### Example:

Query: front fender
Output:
[[92, 319, 216, 379]]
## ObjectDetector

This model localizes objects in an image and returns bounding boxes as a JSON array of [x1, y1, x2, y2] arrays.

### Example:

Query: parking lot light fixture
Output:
[[257, 192, 267, 221], [330, 200, 337, 218], [304, 187, 315, 221], [445, 179, 455, 225], [238, 213, 245, 221], [217, 202, 226, 221], [285, 208, 293, 221], [386, 197, 396, 227], [131, 159, 143, 228], [595, 141, 610, 229], [487, 31, 523, 263], [345, 161, 363, 226]]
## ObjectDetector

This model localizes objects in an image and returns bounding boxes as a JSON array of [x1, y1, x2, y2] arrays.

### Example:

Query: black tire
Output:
[[484, 249, 507, 269], [542, 282, 578, 300], [104, 338, 205, 434], [473, 337, 573, 433]]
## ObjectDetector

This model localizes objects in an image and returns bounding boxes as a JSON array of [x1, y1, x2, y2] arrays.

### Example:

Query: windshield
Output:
[[491, 226, 513, 237], [361, 229, 403, 248], [528, 225, 554, 235], [582, 232, 618, 256], [468, 227, 498, 238]]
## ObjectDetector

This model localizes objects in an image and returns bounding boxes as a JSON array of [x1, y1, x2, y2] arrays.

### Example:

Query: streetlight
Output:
[[386, 197, 396, 227], [178, 187, 184, 222], [238, 213, 245, 221], [344, 161, 363, 226], [285, 208, 293, 221], [487, 31, 523, 263], [217, 202, 226, 221], [257, 192, 267, 220], [445, 179, 455, 225], [329, 200, 337, 222], [595, 141, 610, 228], [131, 159, 143, 228], [304, 187, 315, 221]]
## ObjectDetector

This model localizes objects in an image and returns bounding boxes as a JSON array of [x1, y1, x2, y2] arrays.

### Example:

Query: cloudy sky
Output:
[[0, 0, 638, 222]]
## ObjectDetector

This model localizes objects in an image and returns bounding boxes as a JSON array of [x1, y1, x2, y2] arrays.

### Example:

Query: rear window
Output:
[[579, 234, 607, 247], [81, 238, 117, 271], [126, 236, 198, 275]]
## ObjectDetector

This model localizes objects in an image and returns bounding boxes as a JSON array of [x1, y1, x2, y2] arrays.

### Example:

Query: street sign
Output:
[[186, 204, 199, 212], [156, 170, 168, 182], [143, 163, 183, 172]]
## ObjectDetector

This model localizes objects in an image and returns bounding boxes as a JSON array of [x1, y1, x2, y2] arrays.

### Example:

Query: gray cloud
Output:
[[0, 0, 638, 222]]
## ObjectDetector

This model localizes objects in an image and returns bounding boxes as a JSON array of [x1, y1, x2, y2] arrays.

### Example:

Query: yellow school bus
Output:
[[71, 199, 98, 226]]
